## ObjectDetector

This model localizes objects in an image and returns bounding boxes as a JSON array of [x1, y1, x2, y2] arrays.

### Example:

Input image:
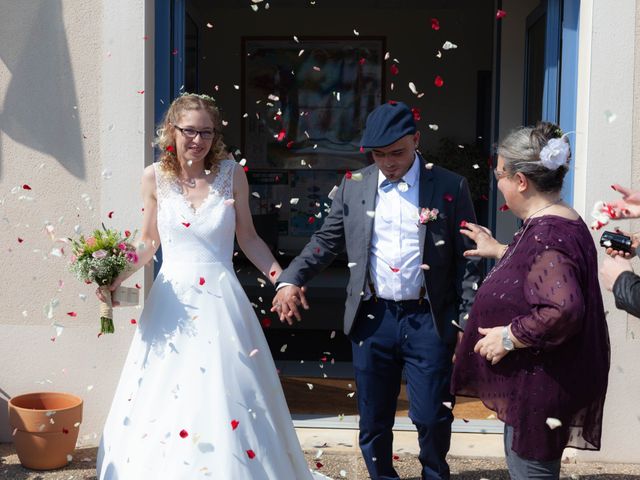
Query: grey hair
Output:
[[497, 122, 569, 193]]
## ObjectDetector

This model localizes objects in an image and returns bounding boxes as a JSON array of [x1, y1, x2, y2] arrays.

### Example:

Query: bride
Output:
[[96, 93, 331, 479]]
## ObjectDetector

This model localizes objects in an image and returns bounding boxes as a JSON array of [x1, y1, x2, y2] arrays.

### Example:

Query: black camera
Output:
[[599, 230, 633, 253]]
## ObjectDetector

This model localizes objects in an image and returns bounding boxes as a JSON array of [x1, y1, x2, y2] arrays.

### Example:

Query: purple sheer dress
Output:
[[452, 215, 610, 461]]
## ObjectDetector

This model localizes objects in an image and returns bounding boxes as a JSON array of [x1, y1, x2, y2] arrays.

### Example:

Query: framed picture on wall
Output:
[[241, 36, 385, 170]]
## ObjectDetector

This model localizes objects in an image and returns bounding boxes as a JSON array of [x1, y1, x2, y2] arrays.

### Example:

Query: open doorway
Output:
[[156, 0, 580, 425]]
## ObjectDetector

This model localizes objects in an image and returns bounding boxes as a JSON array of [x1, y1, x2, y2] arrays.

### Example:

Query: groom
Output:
[[272, 101, 481, 480]]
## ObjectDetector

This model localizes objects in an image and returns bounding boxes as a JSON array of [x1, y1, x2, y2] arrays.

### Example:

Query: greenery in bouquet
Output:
[[69, 224, 138, 333]]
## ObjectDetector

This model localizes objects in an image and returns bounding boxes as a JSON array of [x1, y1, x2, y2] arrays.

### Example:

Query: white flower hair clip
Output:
[[539, 136, 571, 170]]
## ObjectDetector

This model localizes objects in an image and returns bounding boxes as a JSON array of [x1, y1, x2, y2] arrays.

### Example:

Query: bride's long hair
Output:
[[155, 93, 227, 178]]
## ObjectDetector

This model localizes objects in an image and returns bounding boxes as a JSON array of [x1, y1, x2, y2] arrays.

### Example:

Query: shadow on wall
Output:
[[0, 0, 85, 179], [0, 386, 9, 442]]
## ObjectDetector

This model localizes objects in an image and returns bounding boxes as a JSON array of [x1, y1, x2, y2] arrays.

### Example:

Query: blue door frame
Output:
[[529, 0, 581, 205]]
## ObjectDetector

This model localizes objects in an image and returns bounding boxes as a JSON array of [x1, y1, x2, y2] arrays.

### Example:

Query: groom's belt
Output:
[[367, 277, 428, 306], [371, 297, 430, 309]]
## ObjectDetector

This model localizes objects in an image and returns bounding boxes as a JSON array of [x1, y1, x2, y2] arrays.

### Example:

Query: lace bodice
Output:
[[153, 160, 236, 264]]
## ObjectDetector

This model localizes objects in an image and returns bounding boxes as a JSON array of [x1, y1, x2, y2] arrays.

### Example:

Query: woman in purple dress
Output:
[[452, 122, 610, 479]]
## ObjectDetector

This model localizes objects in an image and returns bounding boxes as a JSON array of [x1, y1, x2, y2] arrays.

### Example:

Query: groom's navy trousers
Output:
[[350, 298, 455, 480]]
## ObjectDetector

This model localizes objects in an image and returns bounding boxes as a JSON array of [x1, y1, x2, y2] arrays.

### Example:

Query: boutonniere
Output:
[[419, 207, 439, 224]]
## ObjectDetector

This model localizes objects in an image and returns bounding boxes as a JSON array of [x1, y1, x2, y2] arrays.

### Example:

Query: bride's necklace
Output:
[[485, 198, 563, 281]]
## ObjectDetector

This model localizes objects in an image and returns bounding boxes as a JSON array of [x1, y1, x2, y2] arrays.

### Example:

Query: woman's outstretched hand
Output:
[[460, 222, 506, 259], [609, 184, 640, 219]]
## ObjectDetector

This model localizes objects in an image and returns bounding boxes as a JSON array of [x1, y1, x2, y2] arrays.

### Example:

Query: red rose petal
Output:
[[360, 146, 365, 153], [390, 266, 400, 273], [261, 318, 272, 328], [480, 194, 489, 201], [308, 217, 315, 224], [246, 449, 256, 459], [231, 419, 240, 430], [411, 107, 421, 121], [393, 454, 400, 460], [496, 9, 507, 19], [17, 238, 24, 243], [67, 312, 77, 317], [108, 211, 114, 218], [434, 75, 444, 88], [135, 283, 142, 289], [137, 90, 145, 94], [124, 230, 131, 237], [270, 270, 277, 277], [50, 337, 56, 342], [390, 64, 399, 75], [460, 220, 468, 228], [22, 184, 32, 190], [179, 429, 188, 438], [316, 461, 324, 469], [388, 100, 397, 105], [359, 57, 366, 65], [182, 222, 191, 228], [130, 319, 137, 324], [499, 203, 510, 212], [199, 277, 206, 286], [430, 18, 440, 30], [277, 129, 286, 142], [62, 428, 69, 434], [172, 48, 178, 55], [286, 140, 294, 149], [243, 166, 249, 172], [345, 171, 353, 179], [166, 145, 175, 153], [443, 193, 454, 202]]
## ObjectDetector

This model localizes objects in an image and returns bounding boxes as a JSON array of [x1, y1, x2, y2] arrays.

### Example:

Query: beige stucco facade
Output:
[[0, 0, 639, 464]]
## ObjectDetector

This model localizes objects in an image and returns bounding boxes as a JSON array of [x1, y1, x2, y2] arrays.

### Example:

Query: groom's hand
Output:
[[271, 285, 309, 324]]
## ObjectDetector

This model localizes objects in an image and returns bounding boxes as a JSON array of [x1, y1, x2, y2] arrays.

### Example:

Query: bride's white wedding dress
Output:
[[97, 160, 330, 479]]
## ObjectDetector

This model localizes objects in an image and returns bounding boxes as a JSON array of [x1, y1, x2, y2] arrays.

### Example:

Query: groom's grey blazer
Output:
[[278, 156, 482, 340]]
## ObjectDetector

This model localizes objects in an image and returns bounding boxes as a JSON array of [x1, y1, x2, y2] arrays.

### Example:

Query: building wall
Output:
[[0, 0, 153, 444], [572, 0, 640, 463]]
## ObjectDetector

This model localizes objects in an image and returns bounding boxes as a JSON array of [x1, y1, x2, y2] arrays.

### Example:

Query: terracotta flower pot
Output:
[[8, 392, 83, 470]]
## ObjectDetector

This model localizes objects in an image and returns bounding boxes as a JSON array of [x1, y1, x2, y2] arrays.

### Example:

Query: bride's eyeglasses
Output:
[[173, 125, 215, 140], [493, 168, 511, 181]]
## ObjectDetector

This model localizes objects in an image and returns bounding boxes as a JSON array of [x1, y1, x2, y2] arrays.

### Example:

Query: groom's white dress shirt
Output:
[[368, 155, 426, 302]]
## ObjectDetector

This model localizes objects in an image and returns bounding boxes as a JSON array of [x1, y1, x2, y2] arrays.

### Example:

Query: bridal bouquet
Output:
[[69, 225, 138, 334]]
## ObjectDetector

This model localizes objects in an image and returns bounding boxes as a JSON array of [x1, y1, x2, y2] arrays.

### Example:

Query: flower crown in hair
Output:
[[538, 131, 571, 170], [179, 91, 217, 104]]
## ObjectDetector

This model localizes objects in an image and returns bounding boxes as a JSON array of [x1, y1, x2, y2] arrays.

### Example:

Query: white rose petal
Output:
[[546, 417, 562, 429]]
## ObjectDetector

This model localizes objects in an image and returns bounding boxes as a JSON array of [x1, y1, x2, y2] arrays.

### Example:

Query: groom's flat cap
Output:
[[361, 101, 417, 149]]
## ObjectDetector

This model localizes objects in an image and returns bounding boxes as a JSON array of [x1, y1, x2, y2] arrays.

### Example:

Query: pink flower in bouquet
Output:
[[125, 251, 139, 263], [86, 237, 97, 247], [419, 207, 439, 224], [118, 242, 127, 250], [92, 249, 107, 259]]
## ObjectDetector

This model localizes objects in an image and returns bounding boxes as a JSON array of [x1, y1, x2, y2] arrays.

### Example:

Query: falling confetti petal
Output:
[[496, 9, 507, 19], [231, 419, 240, 430], [390, 64, 399, 75], [246, 449, 256, 459], [499, 203, 510, 212], [408, 82, 418, 95], [430, 18, 440, 30], [442, 41, 458, 50], [546, 417, 562, 429], [434, 75, 444, 87], [179, 429, 189, 438]]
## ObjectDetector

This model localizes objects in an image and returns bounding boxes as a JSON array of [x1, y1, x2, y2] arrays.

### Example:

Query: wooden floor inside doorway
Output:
[[281, 377, 494, 420]]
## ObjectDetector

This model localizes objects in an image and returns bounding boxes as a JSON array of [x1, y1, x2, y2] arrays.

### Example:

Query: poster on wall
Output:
[[242, 36, 385, 170]]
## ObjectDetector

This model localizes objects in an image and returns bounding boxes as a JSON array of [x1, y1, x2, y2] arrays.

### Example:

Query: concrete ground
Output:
[[2, 430, 640, 479]]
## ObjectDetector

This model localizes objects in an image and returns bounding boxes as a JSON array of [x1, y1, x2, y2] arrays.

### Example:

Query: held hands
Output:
[[474, 327, 510, 365], [460, 222, 506, 259], [271, 285, 309, 325], [599, 255, 633, 291]]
